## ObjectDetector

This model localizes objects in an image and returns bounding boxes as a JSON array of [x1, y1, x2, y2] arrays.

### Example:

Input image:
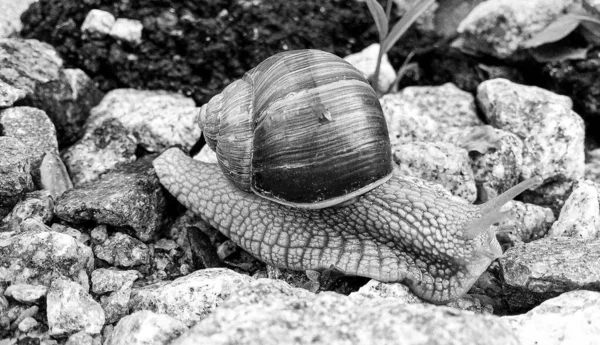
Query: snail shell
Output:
[[199, 49, 392, 209]]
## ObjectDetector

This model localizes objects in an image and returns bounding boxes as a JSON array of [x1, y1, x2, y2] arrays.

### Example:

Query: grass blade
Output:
[[382, 0, 435, 53], [365, 0, 389, 40]]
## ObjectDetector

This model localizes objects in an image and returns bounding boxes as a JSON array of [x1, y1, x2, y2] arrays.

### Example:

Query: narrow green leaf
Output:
[[381, 0, 435, 53], [365, 0, 389, 40], [521, 14, 581, 48]]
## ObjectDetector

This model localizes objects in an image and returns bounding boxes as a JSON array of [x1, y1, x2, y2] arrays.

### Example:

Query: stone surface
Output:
[[506, 290, 600, 345], [65, 331, 95, 345], [62, 119, 137, 186], [0, 0, 38, 38], [1, 190, 53, 232], [193, 145, 218, 164], [86, 89, 199, 153], [55, 157, 166, 242], [101, 289, 131, 324], [173, 279, 519, 345], [380, 93, 439, 145], [548, 179, 600, 239], [0, 79, 26, 107], [499, 237, 600, 312], [0, 231, 93, 286], [109, 18, 143, 45], [494, 200, 556, 244], [94, 233, 150, 269], [457, 0, 575, 58], [81, 9, 115, 38], [584, 0, 600, 15], [107, 310, 187, 345], [0, 137, 33, 218], [0, 107, 58, 176], [39, 152, 74, 198], [397, 83, 481, 127], [51, 223, 90, 245], [344, 43, 396, 92], [586, 148, 600, 182], [46, 278, 105, 336], [393, 141, 477, 202], [91, 268, 139, 295], [129, 268, 254, 327], [4, 284, 47, 304], [17, 316, 38, 332], [477, 79, 585, 183]]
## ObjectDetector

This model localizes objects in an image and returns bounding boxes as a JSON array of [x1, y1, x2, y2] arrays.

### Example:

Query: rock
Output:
[[17, 316, 37, 332], [1, 190, 53, 232], [0, 39, 103, 146], [54, 157, 166, 242], [108, 310, 187, 345], [94, 233, 150, 269], [81, 9, 116, 38], [0, 79, 26, 107], [397, 83, 481, 127], [50, 223, 90, 245], [90, 225, 108, 244], [46, 279, 105, 336], [393, 141, 477, 202], [65, 331, 95, 345], [380, 93, 439, 145], [109, 18, 143, 45], [193, 146, 218, 164], [62, 119, 137, 186], [584, 0, 600, 15], [0, 137, 33, 218], [4, 284, 48, 304], [86, 89, 199, 153], [343, 43, 396, 92], [0, 231, 94, 286], [494, 200, 556, 245], [499, 237, 600, 312], [586, 148, 600, 181], [505, 290, 600, 345], [457, 0, 575, 58], [91, 268, 139, 295], [548, 180, 600, 238], [39, 152, 74, 199], [129, 268, 254, 327], [0, 0, 38, 38], [101, 289, 131, 324], [0, 107, 58, 174], [477, 79, 585, 183], [173, 279, 519, 345]]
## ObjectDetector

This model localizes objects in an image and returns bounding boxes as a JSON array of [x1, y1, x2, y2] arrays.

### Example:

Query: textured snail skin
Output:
[[154, 148, 540, 303]]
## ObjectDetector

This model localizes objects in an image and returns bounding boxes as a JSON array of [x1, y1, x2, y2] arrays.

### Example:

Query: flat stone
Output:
[[129, 268, 254, 327], [173, 279, 519, 345], [47, 279, 105, 336], [4, 284, 48, 304], [499, 237, 600, 312], [0, 231, 94, 286], [505, 290, 600, 345], [55, 157, 166, 242], [107, 310, 187, 345], [91, 268, 139, 295]]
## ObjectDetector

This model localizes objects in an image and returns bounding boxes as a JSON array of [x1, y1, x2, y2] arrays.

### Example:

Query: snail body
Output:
[[154, 49, 541, 302], [198, 49, 392, 209]]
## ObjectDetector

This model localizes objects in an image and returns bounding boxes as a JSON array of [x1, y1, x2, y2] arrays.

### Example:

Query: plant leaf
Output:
[[521, 14, 581, 48], [529, 43, 588, 63], [382, 0, 435, 53], [365, 0, 389, 41]]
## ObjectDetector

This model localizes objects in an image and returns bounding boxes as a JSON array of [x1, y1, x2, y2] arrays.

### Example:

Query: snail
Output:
[[153, 49, 541, 303]]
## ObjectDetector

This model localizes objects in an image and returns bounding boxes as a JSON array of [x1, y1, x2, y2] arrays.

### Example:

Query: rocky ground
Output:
[[1, 0, 600, 344]]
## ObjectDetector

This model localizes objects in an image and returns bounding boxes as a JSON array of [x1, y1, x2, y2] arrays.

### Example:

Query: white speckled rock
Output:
[[109, 18, 143, 44], [344, 43, 396, 92], [477, 79, 585, 182], [505, 290, 600, 345], [548, 180, 600, 239], [0, 231, 94, 286], [91, 268, 140, 295], [494, 200, 556, 243], [81, 9, 116, 38], [0, 79, 26, 107], [172, 278, 519, 345], [101, 289, 131, 324], [0, 0, 38, 38], [393, 141, 477, 202], [47, 279, 105, 336], [2, 190, 53, 232], [86, 89, 200, 153], [380, 93, 439, 145], [107, 310, 188, 345], [0, 137, 33, 218], [457, 0, 575, 58], [129, 268, 254, 327], [93, 233, 150, 269], [4, 284, 48, 304]]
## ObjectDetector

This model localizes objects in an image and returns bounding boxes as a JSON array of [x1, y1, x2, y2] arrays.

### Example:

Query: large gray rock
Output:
[[499, 237, 600, 312], [0, 231, 94, 286], [505, 290, 600, 345], [129, 268, 254, 327], [173, 279, 519, 345], [107, 310, 188, 345], [548, 179, 600, 239], [91, 268, 140, 295], [0, 137, 33, 218], [54, 157, 166, 242]]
